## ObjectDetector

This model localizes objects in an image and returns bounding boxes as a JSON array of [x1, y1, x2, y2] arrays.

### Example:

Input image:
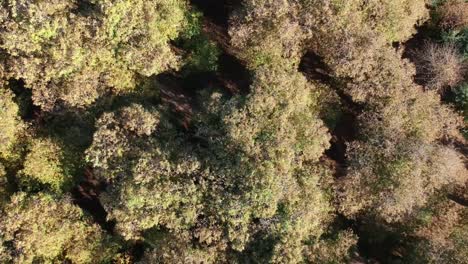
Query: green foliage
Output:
[[442, 28, 468, 57], [192, 66, 333, 255], [431, 0, 448, 7], [455, 83, 468, 110], [87, 104, 202, 240], [182, 36, 220, 73], [180, 10, 204, 39], [0, 192, 118, 263], [454, 83, 468, 137], [405, 201, 468, 264], [0, 163, 9, 207], [305, 230, 358, 264], [0, 88, 23, 160], [0, 0, 465, 262], [178, 10, 220, 73], [0, 0, 188, 110], [19, 138, 75, 193]]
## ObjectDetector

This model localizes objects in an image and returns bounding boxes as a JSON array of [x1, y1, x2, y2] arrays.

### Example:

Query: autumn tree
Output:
[[414, 42, 466, 91], [0, 0, 189, 110], [229, 0, 429, 102], [86, 103, 203, 241], [337, 90, 466, 222], [229, 0, 305, 69], [403, 199, 468, 263], [0, 0, 464, 262], [85, 63, 336, 261], [19, 137, 75, 193], [0, 193, 117, 263], [191, 65, 333, 260]]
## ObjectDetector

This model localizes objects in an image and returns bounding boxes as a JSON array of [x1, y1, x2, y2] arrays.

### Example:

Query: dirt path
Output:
[[71, 167, 114, 232]]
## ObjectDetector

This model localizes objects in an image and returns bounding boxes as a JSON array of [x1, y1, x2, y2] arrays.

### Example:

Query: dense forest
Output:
[[0, 0, 467, 263]]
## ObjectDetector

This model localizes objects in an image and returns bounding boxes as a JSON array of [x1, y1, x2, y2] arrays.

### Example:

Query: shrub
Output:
[[438, 0, 468, 30], [414, 42, 466, 91]]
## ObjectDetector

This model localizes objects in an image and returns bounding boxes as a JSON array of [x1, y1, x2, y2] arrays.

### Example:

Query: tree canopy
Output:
[[0, 0, 467, 263], [0, 193, 117, 263]]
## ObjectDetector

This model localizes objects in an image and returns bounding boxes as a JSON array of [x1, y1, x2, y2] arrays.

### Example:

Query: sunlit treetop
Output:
[[0, 0, 189, 110], [0, 192, 118, 263], [19, 137, 75, 193]]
